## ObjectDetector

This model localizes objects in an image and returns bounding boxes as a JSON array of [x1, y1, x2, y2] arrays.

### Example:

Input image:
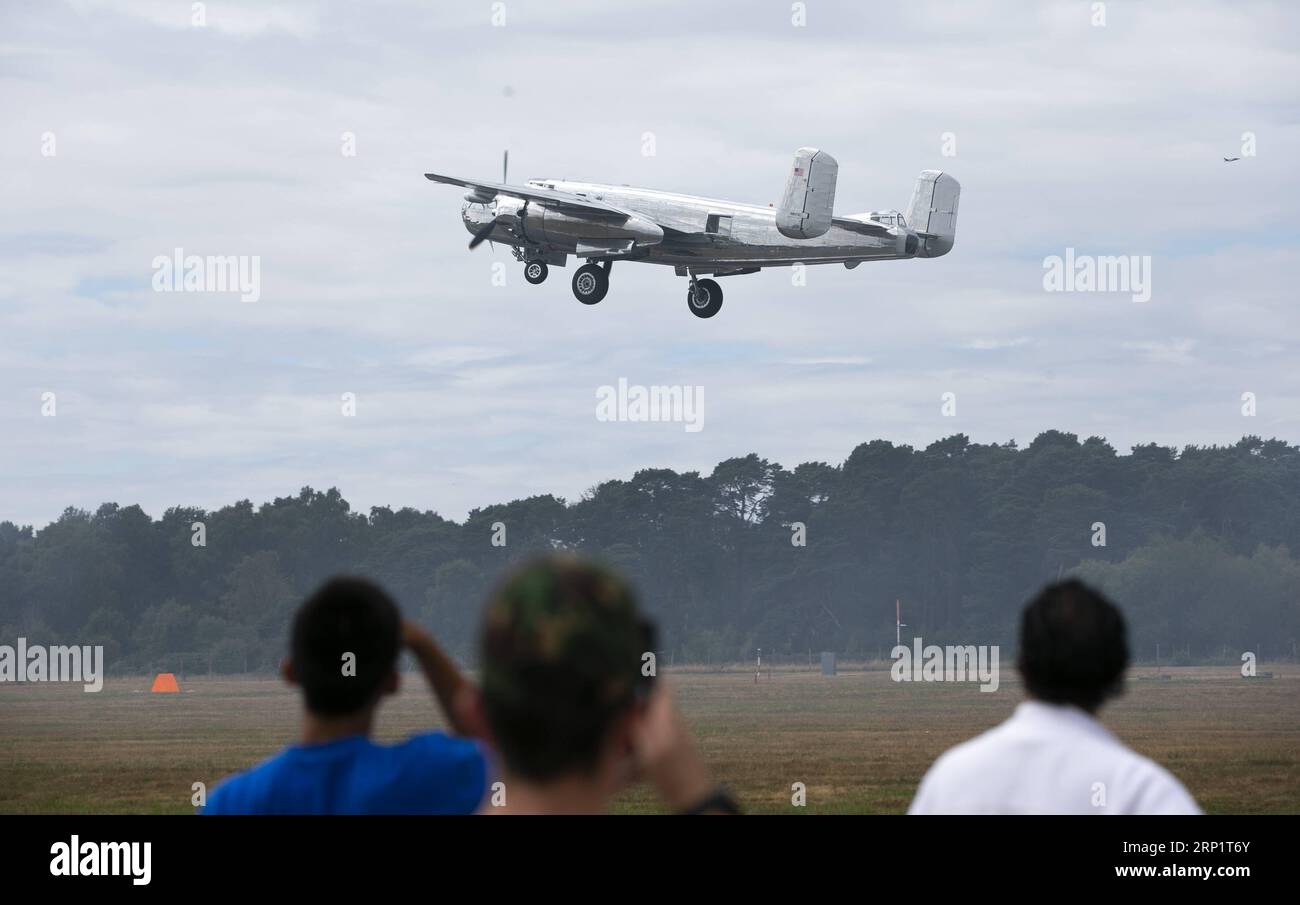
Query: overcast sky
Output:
[[2, 0, 1298, 528]]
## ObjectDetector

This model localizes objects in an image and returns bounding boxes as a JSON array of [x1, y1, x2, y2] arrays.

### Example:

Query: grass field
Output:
[[1, 666, 1296, 814]]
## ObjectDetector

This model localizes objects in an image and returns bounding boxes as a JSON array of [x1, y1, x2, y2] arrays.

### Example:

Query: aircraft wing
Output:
[[643, 211, 717, 235], [424, 172, 632, 219]]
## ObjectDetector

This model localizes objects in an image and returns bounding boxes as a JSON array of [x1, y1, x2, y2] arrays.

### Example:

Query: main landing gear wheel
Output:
[[523, 261, 548, 284], [572, 263, 609, 305], [686, 278, 723, 318]]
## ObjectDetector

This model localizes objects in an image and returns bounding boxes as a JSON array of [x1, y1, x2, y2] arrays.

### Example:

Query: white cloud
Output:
[[1122, 338, 1197, 366]]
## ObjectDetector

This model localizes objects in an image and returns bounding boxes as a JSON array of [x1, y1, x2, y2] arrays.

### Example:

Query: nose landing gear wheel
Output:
[[686, 278, 723, 318], [572, 263, 609, 305], [524, 261, 548, 284]]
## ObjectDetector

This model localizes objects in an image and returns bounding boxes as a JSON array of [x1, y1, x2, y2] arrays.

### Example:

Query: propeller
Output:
[[468, 220, 497, 250]]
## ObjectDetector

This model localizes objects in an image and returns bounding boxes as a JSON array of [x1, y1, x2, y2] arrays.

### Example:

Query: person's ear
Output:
[[453, 686, 492, 741], [280, 657, 296, 687], [623, 702, 648, 753], [605, 705, 643, 788], [381, 668, 400, 697]]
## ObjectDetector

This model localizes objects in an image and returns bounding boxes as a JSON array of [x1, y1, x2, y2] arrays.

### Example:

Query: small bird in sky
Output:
[[1223, 156, 1241, 162]]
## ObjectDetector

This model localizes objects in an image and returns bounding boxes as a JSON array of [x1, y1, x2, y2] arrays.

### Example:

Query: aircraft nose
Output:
[[461, 201, 491, 235]]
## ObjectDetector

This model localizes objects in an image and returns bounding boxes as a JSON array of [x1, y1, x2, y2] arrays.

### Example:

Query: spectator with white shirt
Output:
[[908, 579, 1201, 815]]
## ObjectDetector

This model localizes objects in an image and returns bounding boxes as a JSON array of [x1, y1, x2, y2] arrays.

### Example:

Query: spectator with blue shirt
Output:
[[203, 576, 488, 815]]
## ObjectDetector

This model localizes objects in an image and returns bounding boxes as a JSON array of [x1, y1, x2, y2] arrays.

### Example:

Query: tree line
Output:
[[2, 431, 1297, 672]]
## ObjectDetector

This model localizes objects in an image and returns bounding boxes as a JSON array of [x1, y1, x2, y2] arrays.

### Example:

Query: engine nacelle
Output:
[[776, 148, 838, 239], [492, 196, 527, 242], [522, 205, 663, 249]]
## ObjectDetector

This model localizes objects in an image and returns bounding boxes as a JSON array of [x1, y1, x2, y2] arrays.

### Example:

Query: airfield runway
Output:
[[1, 666, 1295, 814]]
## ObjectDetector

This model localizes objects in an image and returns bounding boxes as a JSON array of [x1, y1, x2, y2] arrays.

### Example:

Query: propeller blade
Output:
[[468, 220, 496, 250], [503, 149, 509, 184]]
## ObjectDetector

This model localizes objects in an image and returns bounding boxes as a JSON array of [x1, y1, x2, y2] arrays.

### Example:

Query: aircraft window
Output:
[[706, 214, 733, 237]]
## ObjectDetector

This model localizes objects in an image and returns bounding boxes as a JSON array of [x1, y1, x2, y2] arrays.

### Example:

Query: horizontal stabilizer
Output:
[[831, 216, 893, 236]]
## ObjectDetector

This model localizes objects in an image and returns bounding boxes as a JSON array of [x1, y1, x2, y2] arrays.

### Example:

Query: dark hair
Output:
[[290, 577, 401, 716], [478, 556, 656, 782], [1017, 579, 1129, 712]]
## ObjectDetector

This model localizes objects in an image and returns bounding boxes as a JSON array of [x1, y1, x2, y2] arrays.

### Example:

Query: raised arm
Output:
[[402, 620, 474, 737]]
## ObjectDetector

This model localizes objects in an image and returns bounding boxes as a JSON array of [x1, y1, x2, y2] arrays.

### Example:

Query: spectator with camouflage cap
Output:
[[459, 555, 737, 815]]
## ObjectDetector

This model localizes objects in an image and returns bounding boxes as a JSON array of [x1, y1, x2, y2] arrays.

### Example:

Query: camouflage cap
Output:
[[479, 555, 655, 718]]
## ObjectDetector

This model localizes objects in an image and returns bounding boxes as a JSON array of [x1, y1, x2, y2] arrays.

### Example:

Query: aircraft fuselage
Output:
[[435, 149, 958, 317], [463, 180, 917, 273]]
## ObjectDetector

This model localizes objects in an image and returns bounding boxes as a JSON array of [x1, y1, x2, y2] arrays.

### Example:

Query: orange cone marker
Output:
[[150, 672, 180, 693]]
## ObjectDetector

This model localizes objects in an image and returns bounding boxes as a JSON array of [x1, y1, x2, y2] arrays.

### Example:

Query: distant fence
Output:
[[112, 640, 1298, 679]]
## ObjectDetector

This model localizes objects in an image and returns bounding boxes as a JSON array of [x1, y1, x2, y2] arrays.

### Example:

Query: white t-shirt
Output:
[[908, 700, 1201, 815]]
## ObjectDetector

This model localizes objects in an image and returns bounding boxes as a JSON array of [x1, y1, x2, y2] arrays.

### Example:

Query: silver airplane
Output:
[[426, 148, 959, 318]]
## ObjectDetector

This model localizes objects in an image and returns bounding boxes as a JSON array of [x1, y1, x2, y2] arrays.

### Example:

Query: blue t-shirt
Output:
[[203, 732, 488, 815]]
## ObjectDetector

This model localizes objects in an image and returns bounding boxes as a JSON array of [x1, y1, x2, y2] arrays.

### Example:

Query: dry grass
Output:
[[0, 667, 1295, 814]]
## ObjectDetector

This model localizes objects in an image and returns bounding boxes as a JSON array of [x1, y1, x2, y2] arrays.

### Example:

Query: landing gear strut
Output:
[[686, 275, 723, 318], [572, 260, 610, 305], [523, 261, 548, 284]]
